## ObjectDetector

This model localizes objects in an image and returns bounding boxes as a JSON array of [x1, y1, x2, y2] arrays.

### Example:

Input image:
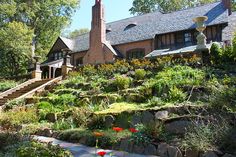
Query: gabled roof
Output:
[[60, 1, 229, 53]]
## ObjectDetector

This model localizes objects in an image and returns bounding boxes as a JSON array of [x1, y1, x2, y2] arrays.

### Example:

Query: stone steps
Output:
[[0, 79, 52, 106]]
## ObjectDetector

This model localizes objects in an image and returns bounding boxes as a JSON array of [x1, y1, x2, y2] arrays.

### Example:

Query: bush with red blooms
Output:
[[112, 127, 123, 132], [129, 128, 138, 133], [97, 151, 106, 157]]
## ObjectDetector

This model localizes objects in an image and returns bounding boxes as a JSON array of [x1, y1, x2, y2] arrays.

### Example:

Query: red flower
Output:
[[97, 151, 106, 157], [129, 128, 138, 133], [112, 127, 123, 132]]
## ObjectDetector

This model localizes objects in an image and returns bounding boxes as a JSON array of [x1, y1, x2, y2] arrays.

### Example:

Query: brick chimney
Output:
[[222, 0, 232, 15], [83, 0, 115, 64], [90, 0, 106, 45]]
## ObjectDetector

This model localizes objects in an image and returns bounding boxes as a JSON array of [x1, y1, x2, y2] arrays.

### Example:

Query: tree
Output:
[[0, 22, 33, 77], [0, 0, 80, 60], [129, 0, 218, 15], [67, 28, 90, 38]]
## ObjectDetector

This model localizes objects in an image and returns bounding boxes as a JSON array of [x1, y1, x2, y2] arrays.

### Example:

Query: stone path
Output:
[[33, 136, 159, 157]]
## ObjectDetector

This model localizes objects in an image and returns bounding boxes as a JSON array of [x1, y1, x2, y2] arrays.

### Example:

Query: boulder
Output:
[[202, 151, 218, 157], [144, 144, 157, 155], [167, 146, 182, 157], [157, 143, 169, 157], [133, 144, 145, 154], [79, 137, 87, 145], [130, 114, 142, 127], [155, 111, 169, 120], [36, 128, 53, 137], [185, 149, 199, 157], [142, 111, 154, 124], [120, 139, 133, 152], [104, 115, 115, 128], [165, 120, 192, 134]]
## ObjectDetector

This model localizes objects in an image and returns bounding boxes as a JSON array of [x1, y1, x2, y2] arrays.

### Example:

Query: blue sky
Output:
[[66, 0, 134, 32]]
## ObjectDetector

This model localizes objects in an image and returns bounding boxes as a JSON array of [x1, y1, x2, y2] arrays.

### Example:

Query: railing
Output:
[[0, 79, 37, 99], [16, 76, 62, 100]]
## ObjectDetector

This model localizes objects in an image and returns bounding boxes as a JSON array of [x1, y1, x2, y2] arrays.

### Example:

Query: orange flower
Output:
[[93, 132, 104, 137], [112, 127, 123, 132]]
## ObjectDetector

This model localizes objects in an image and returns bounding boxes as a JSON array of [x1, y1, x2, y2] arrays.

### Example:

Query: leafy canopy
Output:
[[130, 0, 222, 14], [0, 0, 79, 59], [0, 22, 33, 77], [67, 28, 90, 38]]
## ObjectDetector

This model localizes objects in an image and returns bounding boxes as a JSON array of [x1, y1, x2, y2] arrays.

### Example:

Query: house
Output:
[[41, 0, 236, 78]]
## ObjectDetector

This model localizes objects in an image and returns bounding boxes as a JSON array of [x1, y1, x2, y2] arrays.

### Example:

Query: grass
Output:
[[95, 102, 141, 114]]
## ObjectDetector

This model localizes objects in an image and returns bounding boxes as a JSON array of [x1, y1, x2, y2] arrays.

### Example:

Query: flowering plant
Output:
[[129, 128, 138, 133], [97, 151, 106, 157], [112, 127, 123, 132]]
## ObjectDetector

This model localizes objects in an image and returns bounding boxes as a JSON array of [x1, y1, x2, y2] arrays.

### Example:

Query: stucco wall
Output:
[[71, 51, 87, 66], [114, 39, 154, 58]]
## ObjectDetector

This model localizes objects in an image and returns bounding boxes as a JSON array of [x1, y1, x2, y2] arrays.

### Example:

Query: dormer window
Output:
[[124, 23, 137, 31]]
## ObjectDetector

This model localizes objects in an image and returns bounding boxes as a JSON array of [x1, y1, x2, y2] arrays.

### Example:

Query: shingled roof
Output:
[[61, 1, 229, 53]]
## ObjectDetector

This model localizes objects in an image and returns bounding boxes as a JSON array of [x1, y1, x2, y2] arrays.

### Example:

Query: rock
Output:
[[142, 111, 154, 124], [44, 128, 53, 137], [165, 120, 192, 134], [130, 114, 142, 127], [157, 143, 169, 157], [79, 137, 87, 145], [120, 139, 133, 152], [202, 151, 218, 157], [223, 154, 236, 157], [144, 144, 157, 155], [104, 115, 115, 128], [155, 111, 169, 120], [36, 128, 53, 137], [52, 132, 59, 138], [45, 113, 57, 122], [133, 144, 145, 154], [167, 146, 182, 157], [185, 149, 199, 157]]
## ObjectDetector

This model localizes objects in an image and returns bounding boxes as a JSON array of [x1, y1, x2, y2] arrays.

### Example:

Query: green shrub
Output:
[[134, 69, 146, 80], [113, 75, 132, 90], [180, 120, 230, 152], [210, 86, 236, 112], [210, 43, 222, 64], [16, 141, 72, 157], [151, 65, 204, 100], [82, 65, 97, 76], [0, 132, 22, 149], [52, 118, 76, 131], [0, 109, 39, 128], [4, 98, 26, 111], [167, 86, 187, 102], [0, 80, 17, 92], [53, 94, 76, 106], [37, 101, 60, 120]]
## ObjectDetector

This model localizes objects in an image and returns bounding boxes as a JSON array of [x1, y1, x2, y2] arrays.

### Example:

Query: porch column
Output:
[[48, 66, 52, 79], [53, 67, 57, 78]]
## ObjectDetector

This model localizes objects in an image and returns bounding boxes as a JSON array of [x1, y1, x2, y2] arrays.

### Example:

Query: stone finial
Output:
[[193, 16, 208, 50]]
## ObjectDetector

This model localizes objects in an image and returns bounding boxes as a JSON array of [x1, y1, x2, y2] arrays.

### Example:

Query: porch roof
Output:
[[145, 44, 213, 58], [40, 59, 63, 68]]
